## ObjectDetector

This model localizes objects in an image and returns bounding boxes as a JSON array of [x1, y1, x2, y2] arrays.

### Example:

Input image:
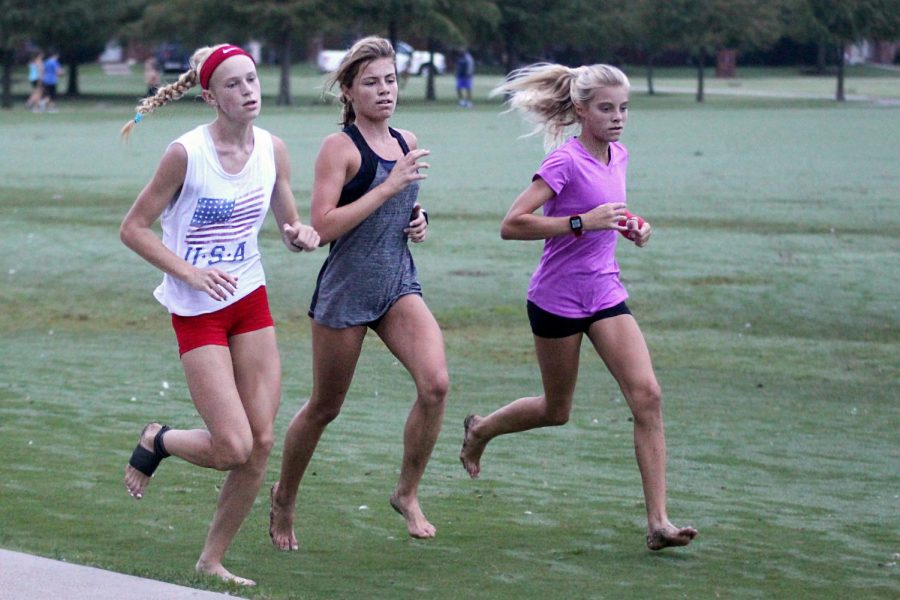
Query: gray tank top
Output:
[[308, 125, 421, 328]]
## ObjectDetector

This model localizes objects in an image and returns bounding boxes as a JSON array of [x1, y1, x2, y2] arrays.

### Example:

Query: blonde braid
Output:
[[120, 45, 223, 139]]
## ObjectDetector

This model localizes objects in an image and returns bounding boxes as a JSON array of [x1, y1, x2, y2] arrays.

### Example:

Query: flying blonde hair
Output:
[[120, 44, 227, 140], [491, 63, 630, 151]]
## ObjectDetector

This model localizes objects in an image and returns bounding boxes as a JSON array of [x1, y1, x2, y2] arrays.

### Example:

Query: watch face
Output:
[[570, 216, 582, 229]]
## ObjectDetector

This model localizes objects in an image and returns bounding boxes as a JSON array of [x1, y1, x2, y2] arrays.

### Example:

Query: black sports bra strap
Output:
[[388, 127, 410, 155], [338, 124, 409, 207]]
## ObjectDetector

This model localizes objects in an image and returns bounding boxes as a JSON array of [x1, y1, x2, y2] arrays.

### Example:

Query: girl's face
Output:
[[206, 55, 260, 121], [575, 85, 629, 145], [344, 57, 398, 122]]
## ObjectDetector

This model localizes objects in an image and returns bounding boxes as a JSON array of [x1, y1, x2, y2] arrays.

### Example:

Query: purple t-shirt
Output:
[[527, 137, 629, 318]]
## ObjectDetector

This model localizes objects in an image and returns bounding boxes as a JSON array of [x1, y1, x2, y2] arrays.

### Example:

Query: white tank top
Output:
[[153, 124, 275, 316]]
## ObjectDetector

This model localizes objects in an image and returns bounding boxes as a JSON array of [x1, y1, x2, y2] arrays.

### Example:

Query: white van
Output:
[[317, 41, 445, 76]]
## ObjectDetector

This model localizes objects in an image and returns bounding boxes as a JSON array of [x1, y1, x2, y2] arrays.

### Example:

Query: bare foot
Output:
[[123, 422, 163, 500], [646, 523, 698, 550], [195, 561, 256, 586], [459, 414, 485, 479], [389, 492, 436, 539], [269, 482, 299, 551]]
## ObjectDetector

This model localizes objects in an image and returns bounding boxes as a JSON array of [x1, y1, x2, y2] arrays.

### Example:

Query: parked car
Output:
[[156, 43, 191, 74], [316, 41, 445, 76]]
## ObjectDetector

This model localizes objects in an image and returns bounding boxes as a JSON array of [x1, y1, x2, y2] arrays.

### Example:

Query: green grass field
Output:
[[1, 65, 898, 599]]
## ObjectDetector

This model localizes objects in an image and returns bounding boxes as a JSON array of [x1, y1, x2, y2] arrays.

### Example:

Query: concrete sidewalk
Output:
[[0, 549, 246, 599]]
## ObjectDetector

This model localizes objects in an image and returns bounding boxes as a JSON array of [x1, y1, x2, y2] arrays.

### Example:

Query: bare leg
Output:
[[123, 347, 256, 499], [376, 295, 448, 538], [193, 328, 282, 585], [587, 314, 697, 550], [459, 333, 582, 479], [124, 329, 279, 585], [270, 321, 366, 551]]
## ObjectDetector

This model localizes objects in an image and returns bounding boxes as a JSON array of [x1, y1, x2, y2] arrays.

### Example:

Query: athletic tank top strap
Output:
[[338, 124, 410, 206]]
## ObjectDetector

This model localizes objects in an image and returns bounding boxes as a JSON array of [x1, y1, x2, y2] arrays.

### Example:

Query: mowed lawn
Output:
[[0, 65, 898, 599]]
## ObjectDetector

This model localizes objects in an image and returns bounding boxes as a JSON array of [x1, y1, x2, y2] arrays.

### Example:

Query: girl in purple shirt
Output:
[[460, 63, 697, 551]]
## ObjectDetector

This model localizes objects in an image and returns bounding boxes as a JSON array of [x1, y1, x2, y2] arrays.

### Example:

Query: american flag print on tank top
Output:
[[186, 186, 265, 245]]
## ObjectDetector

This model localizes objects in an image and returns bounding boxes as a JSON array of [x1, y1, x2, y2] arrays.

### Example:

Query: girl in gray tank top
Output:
[[309, 124, 422, 328], [270, 37, 447, 549]]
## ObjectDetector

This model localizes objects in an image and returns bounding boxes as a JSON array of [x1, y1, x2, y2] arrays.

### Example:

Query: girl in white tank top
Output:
[[118, 43, 319, 586]]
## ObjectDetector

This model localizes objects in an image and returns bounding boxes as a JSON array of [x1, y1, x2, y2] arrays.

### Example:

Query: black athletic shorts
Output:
[[527, 300, 631, 339]]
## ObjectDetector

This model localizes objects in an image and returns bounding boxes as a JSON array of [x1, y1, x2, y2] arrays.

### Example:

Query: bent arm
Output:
[[120, 144, 238, 301], [120, 145, 195, 282], [270, 136, 320, 251], [311, 132, 429, 245], [499, 178, 563, 240]]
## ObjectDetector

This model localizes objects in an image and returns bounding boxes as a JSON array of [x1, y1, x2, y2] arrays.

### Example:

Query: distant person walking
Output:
[[144, 57, 161, 97], [119, 43, 319, 586], [269, 36, 446, 551], [459, 62, 698, 551], [39, 51, 61, 113], [26, 51, 44, 110], [455, 48, 474, 108]]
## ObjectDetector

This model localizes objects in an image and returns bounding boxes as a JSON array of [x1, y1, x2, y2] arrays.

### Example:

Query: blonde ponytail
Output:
[[492, 63, 630, 151]]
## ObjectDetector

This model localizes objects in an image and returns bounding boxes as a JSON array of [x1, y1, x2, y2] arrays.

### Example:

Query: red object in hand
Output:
[[617, 211, 645, 241]]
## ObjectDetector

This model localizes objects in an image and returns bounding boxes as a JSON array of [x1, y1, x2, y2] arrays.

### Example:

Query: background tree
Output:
[[344, 0, 500, 101], [492, 0, 565, 73], [641, 0, 783, 102], [808, 0, 900, 100], [31, 0, 135, 96], [621, 0, 671, 95], [554, 0, 622, 66], [0, 0, 33, 109], [237, 0, 331, 106], [125, 0, 333, 106]]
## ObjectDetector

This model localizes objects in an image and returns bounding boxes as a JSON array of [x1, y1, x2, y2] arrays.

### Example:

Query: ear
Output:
[[573, 101, 585, 120], [202, 89, 217, 107]]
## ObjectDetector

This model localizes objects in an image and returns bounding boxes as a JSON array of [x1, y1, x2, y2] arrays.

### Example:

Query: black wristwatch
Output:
[[569, 215, 583, 237]]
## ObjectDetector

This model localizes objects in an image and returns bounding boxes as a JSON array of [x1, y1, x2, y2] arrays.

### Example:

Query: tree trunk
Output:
[[503, 28, 518, 75], [696, 48, 705, 103], [65, 61, 79, 96], [816, 41, 827, 74], [646, 54, 654, 96], [425, 40, 436, 101], [836, 43, 845, 102], [388, 18, 398, 50], [277, 36, 292, 106], [1, 48, 12, 109]]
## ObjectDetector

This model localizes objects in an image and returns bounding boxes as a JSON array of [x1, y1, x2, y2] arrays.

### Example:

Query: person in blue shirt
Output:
[[40, 51, 62, 112], [455, 48, 474, 108]]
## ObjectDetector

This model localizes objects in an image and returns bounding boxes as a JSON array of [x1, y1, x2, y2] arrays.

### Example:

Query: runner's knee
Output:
[[417, 369, 449, 407], [627, 381, 662, 424], [211, 432, 254, 470]]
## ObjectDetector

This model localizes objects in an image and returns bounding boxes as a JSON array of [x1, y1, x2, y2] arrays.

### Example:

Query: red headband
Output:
[[199, 45, 254, 90]]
